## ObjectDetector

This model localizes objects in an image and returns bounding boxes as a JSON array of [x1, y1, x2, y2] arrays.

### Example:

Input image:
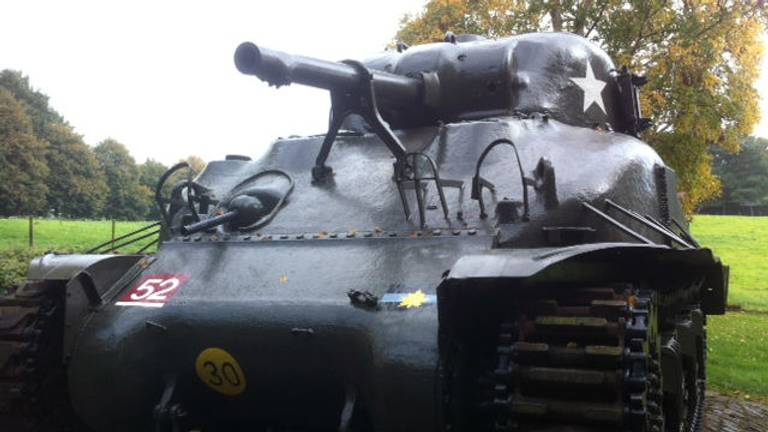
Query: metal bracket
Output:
[[155, 161, 190, 231], [338, 383, 358, 432], [616, 66, 652, 136], [312, 60, 407, 183], [582, 201, 654, 244], [604, 199, 693, 249], [471, 138, 531, 221], [86, 222, 161, 254], [153, 375, 189, 432], [395, 152, 463, 228]]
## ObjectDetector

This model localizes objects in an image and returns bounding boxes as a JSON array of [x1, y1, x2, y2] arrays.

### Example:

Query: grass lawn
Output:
[[0, 218, 159, 291], [707, 312, 768, 402], [691, 215, 768, 401], [0, 218, 156, 253], [691, 215, 768, 312]]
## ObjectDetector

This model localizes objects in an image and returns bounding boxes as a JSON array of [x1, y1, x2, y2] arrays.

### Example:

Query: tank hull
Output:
[[67, 237, 489, 431]]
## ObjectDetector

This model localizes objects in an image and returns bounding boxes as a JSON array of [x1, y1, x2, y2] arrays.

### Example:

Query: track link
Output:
[[489, 287, 663, 432], [0, 283, 74, 431]]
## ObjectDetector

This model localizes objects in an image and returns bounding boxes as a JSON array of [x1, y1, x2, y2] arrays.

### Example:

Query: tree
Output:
[[0, 70, 64, 140], [396, 1, 767, 214], [712, 136, 768, 208], [140, 155, 207, 220], [184, 155, 206, 173], [139, 159, 169, 220], [94, 138, 151, 220], [2, 69, 111, 219], [45, 123, 108, 218], [0, 89, 49, 215], [164, 155, 208, 194]]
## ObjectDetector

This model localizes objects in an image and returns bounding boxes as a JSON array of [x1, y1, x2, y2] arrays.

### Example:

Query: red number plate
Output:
[[115, 274, 189, 308]]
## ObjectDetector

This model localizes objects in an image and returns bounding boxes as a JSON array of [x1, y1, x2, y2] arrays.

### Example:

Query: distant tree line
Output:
[[710, 136, 768, 209], [0, 70, 205, 220]]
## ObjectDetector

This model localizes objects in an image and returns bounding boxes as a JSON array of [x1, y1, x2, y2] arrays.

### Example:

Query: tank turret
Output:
[[236, 34, 650, 134]]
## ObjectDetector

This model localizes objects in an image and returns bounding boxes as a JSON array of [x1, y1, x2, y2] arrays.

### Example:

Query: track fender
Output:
[[22, 254, 145, 362], [60, 254, 145, 361], [26, 254, 130, 282], [441, 242, 728, 314]]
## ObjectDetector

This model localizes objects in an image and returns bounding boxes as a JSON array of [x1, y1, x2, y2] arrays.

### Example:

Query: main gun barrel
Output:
[[234, 42, 425, 107]]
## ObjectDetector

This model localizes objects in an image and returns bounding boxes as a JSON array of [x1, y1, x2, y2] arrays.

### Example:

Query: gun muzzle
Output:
[[234, 42, 425, 107]]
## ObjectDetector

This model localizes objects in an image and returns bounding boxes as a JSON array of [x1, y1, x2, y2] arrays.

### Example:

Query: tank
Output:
[[1, 32, 728, 432]]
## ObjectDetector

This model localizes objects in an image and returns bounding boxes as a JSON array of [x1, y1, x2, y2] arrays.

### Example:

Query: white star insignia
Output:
[[571, 61, 607, 114]]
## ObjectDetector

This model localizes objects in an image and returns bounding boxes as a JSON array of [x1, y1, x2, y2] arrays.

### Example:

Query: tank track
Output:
[[486, 287, 668, 432], [666, 305, 707, 432], [691, 335, 706, 432], [0, 283, 76, 432]]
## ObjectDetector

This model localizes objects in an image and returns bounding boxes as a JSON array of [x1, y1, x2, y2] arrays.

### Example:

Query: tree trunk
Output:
[[550, 3, 563, 32], [573, 0, 593, 35]]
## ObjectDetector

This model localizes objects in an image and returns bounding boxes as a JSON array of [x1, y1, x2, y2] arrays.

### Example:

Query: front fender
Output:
[[442, 242, 728, 314], [26, 253, 132, 282], [61, 254, 146, 360]]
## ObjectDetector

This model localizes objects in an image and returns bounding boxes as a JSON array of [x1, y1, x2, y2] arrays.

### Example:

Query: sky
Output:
[[1, 0, 426, 164], [1, 0, 767, 165]]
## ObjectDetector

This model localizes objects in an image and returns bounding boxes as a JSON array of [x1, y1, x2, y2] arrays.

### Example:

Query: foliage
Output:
[[45, 123, 108, 217], [396, 1, 767, 214], [139, 159, 169, 192], [94, 139, 151, 220], [185, 155, 206, 173], [0, 69, 209, 221], [0, 248, 41, 293], [691, 215, 768, 312], [0, 70, 64, 139], [137, 155, 207, 220], [1, 70, 108, 217], [139, 159, 169, 220], [0, 89, 49, 215], [164, 154, 208, 195], [711, 137, 768, 207]]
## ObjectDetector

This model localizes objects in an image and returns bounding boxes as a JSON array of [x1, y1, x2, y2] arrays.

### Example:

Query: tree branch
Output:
[[584, 0, 609, 38]]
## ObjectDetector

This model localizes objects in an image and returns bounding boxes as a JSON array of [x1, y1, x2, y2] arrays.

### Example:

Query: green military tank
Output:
[[1, 31, 727, 432]]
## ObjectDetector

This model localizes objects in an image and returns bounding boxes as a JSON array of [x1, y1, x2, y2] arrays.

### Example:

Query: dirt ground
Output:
[[703, 392, 768, 432]]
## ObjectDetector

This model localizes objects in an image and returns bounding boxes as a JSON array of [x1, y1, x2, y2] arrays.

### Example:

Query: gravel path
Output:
[[704, 392, 768, 432]]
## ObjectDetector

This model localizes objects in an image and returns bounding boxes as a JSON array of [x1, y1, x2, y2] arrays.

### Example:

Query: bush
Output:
[[0, 248, 40, 294]]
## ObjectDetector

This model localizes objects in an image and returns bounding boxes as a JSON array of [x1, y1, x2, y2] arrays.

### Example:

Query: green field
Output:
[[0, 218, 155, 253], [706, 312, 768, 401], [691, 215, 768, 312], [0, 218, 158, 290], [0, 215, 766, 400], [690, 215, 768, 401]]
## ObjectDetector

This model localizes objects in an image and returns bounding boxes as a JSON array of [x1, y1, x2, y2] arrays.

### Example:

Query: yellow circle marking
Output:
[[195, 347, 247, 396]]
